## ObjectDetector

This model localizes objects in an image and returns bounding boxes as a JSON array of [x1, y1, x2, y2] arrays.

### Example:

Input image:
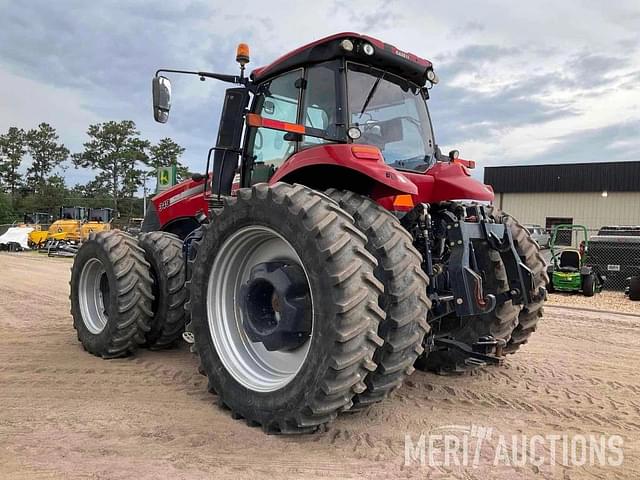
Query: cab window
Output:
[[347, 62, 435, 172], [250, 69, 302, 176], [301, 63, 337, 147]]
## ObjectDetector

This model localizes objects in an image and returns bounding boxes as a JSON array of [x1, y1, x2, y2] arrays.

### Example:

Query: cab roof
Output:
[[251, 32, 433, 86]]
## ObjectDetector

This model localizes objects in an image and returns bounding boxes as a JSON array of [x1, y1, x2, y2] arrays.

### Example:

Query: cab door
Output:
[[244, 69, 303, 185]]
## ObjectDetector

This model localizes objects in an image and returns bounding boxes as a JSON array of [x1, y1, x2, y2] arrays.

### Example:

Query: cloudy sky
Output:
[[1, 0, 639, 187]]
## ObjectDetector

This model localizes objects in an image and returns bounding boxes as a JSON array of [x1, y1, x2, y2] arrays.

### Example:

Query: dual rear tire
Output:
[[327, 189, 431, 407], [486, 209, 548, 353], [186, 183, 428, 433]]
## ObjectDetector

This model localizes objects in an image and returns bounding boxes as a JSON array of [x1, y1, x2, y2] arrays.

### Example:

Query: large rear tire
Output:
[[490, 209, 548, 353], [139, 231, 187, 349], [70, 231, 154, 358], [187, 183, 384, 433], [327, 190, 430, 407], [418, 243, 520, 373]]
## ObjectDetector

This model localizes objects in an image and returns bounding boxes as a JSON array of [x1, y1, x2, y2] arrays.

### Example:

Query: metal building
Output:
[[484, 161, 640, 235]]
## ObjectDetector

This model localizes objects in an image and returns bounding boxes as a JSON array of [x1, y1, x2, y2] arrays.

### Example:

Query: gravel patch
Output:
[[546, 290, 639, 315]]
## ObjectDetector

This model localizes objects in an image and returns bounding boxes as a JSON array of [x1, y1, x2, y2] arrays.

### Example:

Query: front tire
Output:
[[70, 231, 154, 358], [187, 183, 384, 433]]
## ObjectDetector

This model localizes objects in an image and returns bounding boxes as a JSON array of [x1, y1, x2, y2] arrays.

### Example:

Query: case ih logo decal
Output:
[[385, 44, 430, 67], [393, 48, 411, 60], [158, 184, 205, 211]]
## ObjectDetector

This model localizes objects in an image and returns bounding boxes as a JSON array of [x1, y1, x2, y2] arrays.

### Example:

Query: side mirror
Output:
[[191, 172, 205, 182], [152, 76, 172, 123]]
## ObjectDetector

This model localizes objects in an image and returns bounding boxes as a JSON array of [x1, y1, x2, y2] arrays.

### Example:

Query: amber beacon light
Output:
[[236, 43, 250, 66]]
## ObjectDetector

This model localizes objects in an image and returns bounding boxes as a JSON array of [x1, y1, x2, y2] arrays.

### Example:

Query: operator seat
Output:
[[558, 249, 581, 272]]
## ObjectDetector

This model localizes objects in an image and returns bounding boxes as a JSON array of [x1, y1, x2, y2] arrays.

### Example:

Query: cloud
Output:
[[526, 120, 640, 164], [452, 21, 485, 37], [345, 1, 404, 31], [437, 44, 521, 65], [0, 0, 639, 189]]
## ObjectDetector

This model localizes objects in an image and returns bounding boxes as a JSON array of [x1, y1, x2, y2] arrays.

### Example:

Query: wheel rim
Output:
[[78, 258, 110, 334], [207, 226, 313, 393]]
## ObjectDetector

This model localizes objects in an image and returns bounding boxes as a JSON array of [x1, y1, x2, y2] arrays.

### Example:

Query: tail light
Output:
[[392, 194, 414, 211]]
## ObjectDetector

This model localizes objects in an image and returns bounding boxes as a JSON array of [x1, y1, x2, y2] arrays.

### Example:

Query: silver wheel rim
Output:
[[78, 258, 110, 334], [207, 226, 313, 392]]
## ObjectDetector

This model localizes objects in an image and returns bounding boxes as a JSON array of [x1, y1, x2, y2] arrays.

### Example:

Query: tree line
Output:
[[0, 121, 190, 223]]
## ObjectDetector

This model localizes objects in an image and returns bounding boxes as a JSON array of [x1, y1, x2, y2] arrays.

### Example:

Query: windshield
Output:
[[347, 62, 435, 172]]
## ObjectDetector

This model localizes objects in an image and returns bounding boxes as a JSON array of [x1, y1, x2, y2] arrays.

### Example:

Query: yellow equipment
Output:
[[29, 207, 87, 248], [80, 208, 114, 240], [19, 213, 51, 248]]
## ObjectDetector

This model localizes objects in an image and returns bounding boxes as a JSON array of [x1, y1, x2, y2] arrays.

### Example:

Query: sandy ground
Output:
[[0, 252, 639, 480]]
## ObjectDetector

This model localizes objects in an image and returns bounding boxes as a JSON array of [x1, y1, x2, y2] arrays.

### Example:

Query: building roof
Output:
[[484, 161, 640, 193], [250, 32, 433, 85]]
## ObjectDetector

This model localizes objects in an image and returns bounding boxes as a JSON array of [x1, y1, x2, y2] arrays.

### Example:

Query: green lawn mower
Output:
[[547, 224, 604, 297]]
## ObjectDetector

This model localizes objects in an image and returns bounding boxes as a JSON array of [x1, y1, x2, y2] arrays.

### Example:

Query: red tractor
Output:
[[70, 33, 547, 433]]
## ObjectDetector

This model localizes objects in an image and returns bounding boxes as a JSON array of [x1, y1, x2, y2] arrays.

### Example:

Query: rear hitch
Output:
[[446, 219, 505, 317], [434, 336, 505, 366], [473, 274, 497, 313]]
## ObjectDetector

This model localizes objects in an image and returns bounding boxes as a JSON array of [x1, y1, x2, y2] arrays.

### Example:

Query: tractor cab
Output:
[[152, 33, 487, 207], [59, 206, 87, 221], [21, 212, 51, 228], [81, 208, 114, 241], [87, 208, 115, 223], [24, 213, 53, 247]]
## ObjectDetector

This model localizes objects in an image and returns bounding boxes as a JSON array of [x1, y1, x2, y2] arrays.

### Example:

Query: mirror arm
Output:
[[155, 69, 248, 86]]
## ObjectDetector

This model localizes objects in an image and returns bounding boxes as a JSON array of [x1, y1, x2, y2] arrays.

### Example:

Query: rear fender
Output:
[[150, 178, 208, 230], [269, 144, 417, 197]]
